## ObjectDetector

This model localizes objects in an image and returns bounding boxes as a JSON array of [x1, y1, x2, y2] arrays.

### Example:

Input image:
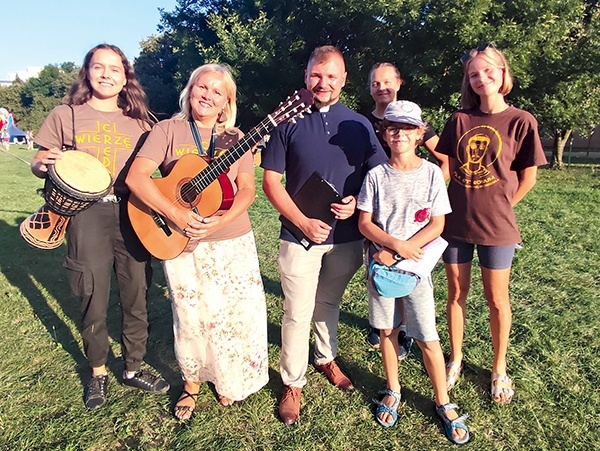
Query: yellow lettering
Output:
[[123, 137, 130, 148], [93, 135, 100, 144], [102, 123, 112, 133], [104, 135, 112, 145]]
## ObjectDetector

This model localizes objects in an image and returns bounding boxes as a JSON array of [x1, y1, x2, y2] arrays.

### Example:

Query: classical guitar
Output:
[[128, 89, 313, 260]]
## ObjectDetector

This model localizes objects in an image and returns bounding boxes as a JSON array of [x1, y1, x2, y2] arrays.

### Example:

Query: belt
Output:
[[99, 194, 121, 203]]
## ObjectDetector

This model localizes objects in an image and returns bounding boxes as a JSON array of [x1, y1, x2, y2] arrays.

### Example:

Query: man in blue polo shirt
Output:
[[262, 45, 387, 425]]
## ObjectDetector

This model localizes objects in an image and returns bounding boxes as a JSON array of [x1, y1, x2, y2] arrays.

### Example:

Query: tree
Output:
[[0, 63, 78, 132], [137, 0, 600, 166]]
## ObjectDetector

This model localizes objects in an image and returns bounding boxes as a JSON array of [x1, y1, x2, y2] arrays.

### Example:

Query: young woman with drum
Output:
[[125, 64, 268, 421], [30, 44, 169, 410], [436, 44, 547, 403]]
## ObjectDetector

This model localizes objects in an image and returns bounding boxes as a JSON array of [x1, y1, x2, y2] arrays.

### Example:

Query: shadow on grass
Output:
[[0, 216, 88, 381], [0, 217, 178, 394]]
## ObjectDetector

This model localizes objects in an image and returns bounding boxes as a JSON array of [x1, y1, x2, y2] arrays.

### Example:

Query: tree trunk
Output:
[[552, 129, 572, 169]]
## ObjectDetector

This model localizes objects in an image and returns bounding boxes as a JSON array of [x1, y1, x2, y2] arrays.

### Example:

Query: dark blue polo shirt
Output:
[[261, 102, 387, 244]]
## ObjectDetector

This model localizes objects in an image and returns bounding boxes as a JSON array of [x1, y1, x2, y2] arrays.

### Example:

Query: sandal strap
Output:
[[445, 362, 463, 390], [436, 403, 470, 445], [491, 372, 512, 385], [437, 402, 458, 413], [178, 389, 199, 402], [376, 388, 402, 408], [374, 399, 399, 427]]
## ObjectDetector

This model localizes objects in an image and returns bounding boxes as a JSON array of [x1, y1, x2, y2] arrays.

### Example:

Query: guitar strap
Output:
[[189, 120, 216, 159]]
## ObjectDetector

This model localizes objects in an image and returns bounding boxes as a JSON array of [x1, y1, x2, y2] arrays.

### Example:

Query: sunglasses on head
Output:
[[460, 43, 496, 64]]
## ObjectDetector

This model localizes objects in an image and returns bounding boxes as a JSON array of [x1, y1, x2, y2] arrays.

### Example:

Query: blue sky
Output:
[[1, 0, 178, 80]]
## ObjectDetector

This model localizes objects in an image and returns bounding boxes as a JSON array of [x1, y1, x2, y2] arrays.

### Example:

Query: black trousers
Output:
[[64, 200, 152, 372]]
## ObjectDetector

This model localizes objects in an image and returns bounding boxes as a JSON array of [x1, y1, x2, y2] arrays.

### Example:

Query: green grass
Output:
[[1, 146, 599, 450]]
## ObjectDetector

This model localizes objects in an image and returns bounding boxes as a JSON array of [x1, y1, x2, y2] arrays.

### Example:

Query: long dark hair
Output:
[[63, 44, 153, 126]]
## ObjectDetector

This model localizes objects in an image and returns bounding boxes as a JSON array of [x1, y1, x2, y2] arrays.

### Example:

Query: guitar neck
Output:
[[190, 118, 273, 193]]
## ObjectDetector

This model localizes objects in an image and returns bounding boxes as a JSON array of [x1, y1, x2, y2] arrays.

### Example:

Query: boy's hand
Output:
[[373, 247, 398, 266]]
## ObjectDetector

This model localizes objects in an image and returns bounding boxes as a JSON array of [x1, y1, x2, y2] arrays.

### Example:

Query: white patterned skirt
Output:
[[162, 231, 269, 401]]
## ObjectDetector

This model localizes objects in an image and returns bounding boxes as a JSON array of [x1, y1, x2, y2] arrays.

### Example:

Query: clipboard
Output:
[[280, 171, 342, 250]]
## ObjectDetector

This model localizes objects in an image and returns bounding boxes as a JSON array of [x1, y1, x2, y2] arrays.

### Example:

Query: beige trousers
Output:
[[278, 239, 363, 387]]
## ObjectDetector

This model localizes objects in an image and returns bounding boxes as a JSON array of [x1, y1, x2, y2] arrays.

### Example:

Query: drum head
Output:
[[53, 151, 111, 195]]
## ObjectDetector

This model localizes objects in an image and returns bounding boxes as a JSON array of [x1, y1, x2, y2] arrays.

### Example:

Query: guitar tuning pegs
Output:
[[297, 113, 304, 119], [289, 118, 297, 124]]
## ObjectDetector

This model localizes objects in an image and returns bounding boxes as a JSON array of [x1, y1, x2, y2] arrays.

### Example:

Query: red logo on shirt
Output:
[[414, 208, 431, 223]]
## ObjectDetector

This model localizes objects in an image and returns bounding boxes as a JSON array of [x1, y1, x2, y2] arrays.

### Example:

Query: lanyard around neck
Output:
[[189, 120, 216, 159]]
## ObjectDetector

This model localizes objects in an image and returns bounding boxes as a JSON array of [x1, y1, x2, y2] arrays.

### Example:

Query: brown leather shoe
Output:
[[314, 360, 354, 390], [279, 385, 302, 425]]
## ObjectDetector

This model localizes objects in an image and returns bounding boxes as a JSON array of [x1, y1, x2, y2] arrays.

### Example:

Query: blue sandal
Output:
[[435, 403, 470, 445], [373, 388, 401, 427]]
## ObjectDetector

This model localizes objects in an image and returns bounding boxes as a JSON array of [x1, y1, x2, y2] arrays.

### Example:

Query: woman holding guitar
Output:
[[126, 64, 268, 420], [30, 44, 169, 410]]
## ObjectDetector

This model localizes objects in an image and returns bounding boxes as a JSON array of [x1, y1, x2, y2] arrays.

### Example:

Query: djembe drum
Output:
[[20, 151, 112, 250]]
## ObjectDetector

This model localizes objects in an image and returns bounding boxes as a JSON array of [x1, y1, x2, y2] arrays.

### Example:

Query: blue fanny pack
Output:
[[369, 259, 420, 298]]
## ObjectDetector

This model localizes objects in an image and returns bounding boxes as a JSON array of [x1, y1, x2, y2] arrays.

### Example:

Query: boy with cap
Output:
[[356, 101, 470, 444]]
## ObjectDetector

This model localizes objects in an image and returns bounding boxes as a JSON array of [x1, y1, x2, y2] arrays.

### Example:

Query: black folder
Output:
[[280, 171, 342, 250]]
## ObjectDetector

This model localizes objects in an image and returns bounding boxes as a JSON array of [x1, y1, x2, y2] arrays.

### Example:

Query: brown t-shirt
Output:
[[35, 103, 149, 195], [137, 118, 254, 242], [436, 106, 547, 245]]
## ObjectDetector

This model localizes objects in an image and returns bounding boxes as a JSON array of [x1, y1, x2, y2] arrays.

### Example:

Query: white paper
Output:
[[395, 236, 448, 279]]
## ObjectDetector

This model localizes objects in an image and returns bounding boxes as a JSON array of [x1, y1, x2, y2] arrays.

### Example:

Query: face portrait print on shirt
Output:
[[454, 125, 502, 188]]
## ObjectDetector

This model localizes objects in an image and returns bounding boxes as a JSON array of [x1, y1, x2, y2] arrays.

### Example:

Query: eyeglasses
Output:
[[460, 43, 496, 64], [385, 127, 417, 136]]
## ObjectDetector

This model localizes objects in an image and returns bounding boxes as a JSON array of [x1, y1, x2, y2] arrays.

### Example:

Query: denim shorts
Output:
[[442, 239, 516, 270]]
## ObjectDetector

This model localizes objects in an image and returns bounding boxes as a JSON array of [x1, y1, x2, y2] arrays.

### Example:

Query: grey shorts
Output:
[[442, 239, 516, 270], [367, 275, 439, 343]]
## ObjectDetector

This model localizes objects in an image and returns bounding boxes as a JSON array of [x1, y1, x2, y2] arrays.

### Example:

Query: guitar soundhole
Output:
[[180, 182, 197, 204]]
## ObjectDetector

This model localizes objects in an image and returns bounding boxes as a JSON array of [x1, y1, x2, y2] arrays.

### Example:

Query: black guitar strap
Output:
[[189, 120, 216, 159]]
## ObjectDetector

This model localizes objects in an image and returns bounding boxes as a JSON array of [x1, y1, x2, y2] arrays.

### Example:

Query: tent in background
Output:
[[8, 124, 26, 143]]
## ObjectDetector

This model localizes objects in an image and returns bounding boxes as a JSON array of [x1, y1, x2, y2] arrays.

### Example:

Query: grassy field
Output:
[[1, 146, 599, 450]]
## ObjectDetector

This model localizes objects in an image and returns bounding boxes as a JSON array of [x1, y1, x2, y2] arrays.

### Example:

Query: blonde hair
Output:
[[308, 45, 345, 68], [173, 63, 237, 131], [461, 46, 513, 109], [368, 62, 404, 87]]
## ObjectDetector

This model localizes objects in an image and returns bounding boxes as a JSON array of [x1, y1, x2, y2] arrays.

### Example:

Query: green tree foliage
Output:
[[0, 64, 78, 133], [137, 0, 599, 167]]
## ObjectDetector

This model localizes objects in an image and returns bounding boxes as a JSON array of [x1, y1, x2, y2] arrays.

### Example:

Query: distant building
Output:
[[3, 66, 43, 85]]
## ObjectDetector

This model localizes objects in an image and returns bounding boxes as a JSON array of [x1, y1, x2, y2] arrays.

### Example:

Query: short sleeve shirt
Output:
[[436, 106, 547, 245], [261, 102, 387, 244], [137, 118, 254, 241], [35, 103, 149, 195], [357, 160, 451, 240]]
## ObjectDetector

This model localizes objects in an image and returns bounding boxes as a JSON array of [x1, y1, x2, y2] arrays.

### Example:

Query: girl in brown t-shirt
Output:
[[436, 44, 547, 404], [30, 44, 169, 410]]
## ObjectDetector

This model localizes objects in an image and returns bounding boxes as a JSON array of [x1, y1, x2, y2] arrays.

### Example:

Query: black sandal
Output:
[[174, 389, 198, 421]]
